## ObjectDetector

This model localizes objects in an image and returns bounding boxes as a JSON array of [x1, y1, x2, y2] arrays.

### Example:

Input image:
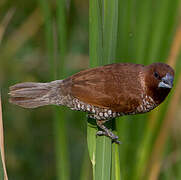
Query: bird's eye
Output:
[[154, 72, 160, 79]]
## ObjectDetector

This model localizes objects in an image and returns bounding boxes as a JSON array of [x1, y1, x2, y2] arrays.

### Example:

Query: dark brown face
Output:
[[144, 63, 174, 104]]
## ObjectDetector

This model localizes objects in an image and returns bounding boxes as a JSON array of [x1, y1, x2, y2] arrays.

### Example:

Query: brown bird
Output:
[[9, 62, 174, 144]]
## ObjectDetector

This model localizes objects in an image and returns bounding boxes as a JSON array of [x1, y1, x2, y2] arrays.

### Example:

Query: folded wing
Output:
[[68, 63, 143, 112]]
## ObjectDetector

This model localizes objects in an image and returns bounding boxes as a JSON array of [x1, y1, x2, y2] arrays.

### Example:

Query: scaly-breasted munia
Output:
[[9, 62, 174, 143]]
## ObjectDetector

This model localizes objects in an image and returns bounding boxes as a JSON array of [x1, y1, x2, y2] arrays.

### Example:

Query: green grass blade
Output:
[[54, 0, 70, 180], [38, 0, 55, 79], [116, 0, 136, 61], [89, 0, 103, 67], [54, 108, 70, 180], [134, 0, 152, 64], [87, 118, 97, 180], [146, 0, 171, 63], [89, 0, 119, 180], [56, 0, 67, 78], [80, 149, 92, 180], [103, 0, 118, 64], [39, 1, 69, 179], [95, 137, 112, 180], [111, 144, 121, 180], [88, 0, 103, 178]]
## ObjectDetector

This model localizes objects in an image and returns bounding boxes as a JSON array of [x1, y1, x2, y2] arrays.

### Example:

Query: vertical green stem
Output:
[[95, 138, 112, 180], [54, 108, 69, 180], [39, 0, 54, 79], [103, 0, 118, 64], [89, 0, 103, 67], [88, 0, 119, 180], [111, 144, 121, 180], [39, 0, 69, 180], [88, 0, 103, 178], [54, 0, 69, 180]]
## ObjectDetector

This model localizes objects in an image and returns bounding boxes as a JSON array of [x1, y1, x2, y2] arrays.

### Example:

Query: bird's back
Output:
[[64, 63, 145, 113]]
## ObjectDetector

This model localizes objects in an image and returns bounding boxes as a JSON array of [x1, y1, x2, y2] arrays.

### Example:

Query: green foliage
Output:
[[1, 0, 181, 179], [88, 0, 120, 180], [39, 0, 70, 180]]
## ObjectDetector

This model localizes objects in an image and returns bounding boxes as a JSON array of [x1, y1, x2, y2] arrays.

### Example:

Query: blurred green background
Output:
[[1, 0, 181, 179]]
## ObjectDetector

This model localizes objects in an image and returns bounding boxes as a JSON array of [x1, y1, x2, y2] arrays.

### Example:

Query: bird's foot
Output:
[[96, 130, 121, 144], [96, 120, 121, 144]]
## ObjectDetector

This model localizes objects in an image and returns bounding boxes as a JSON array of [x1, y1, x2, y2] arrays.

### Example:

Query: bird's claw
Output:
[[96, 130, 121, 144], [112, 139, 121, 144], [96, 130, 107, 136]]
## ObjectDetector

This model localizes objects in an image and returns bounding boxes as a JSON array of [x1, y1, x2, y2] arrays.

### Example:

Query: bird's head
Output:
[[144, 62, 175, 104]]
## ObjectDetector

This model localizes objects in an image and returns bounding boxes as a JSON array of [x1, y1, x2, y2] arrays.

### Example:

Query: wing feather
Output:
[[68, 63, 144, 112]]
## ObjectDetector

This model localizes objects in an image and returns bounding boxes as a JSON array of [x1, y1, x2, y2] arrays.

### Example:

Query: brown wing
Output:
[[66, 63, 144, 113]]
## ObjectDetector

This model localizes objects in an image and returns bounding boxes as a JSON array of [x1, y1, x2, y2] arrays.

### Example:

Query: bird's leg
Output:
[[96, 120, 121, 144]]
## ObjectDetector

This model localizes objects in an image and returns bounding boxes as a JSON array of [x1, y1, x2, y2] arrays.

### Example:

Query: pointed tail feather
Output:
[[9, 81, 63, 108]]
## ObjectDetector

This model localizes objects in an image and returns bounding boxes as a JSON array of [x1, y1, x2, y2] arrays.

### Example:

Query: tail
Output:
[[9, 80, 63, 108]]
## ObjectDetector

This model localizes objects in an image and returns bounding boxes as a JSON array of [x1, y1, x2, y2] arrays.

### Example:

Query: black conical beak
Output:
[[158, 73, 174, 89]]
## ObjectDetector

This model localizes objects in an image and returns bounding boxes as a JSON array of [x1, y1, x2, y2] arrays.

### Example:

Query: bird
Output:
[[9, 62, 174, 144]]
